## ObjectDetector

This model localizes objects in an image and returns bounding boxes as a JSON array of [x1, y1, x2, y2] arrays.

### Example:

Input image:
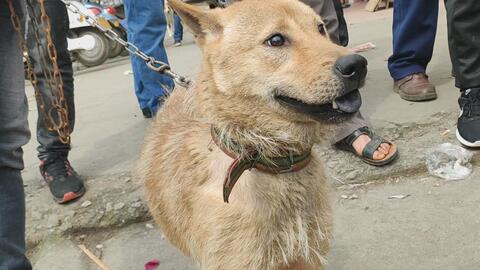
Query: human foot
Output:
[[352, 134, 391, 160], [394, 73, 437, 101], [457, 88, 480, 147], [335, 126, 398, 166]]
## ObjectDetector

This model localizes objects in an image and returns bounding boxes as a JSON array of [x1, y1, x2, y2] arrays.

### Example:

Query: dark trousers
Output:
[[388, 0, 439, 81], [332, 0, 349, 47], [0, 0, 33, 269], [26, 0, 75, 162], [445, 0, 480, 90]]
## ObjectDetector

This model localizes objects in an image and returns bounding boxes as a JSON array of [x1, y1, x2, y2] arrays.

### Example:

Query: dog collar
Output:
[[211, 126, 312, 203]]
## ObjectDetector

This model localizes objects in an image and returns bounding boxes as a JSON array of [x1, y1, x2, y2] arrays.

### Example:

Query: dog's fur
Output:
[[138, 0, 352, 269]]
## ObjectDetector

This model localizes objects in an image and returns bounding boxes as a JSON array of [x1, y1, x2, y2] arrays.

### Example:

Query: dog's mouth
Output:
[[275, 89, 362, 122]]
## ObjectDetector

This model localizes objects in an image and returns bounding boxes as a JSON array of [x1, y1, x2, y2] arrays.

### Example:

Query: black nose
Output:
[[334, 54, 368, 92]]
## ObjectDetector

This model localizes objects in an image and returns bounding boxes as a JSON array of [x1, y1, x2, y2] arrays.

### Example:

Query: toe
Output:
[[373, 151, 386, 160], [379, 143, 390, 155]]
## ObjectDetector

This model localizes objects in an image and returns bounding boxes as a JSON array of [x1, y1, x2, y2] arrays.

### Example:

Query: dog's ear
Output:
[[168, 0, 222, 45]]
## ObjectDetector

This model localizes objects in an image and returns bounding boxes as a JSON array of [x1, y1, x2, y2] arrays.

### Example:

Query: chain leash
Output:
[[60, 0, 193, 88], [7, 0, 71, 144], [7, 0, 193, 144]]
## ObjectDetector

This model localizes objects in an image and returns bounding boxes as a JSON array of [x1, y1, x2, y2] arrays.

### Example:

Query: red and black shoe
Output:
[[40, 158, 86, 204]]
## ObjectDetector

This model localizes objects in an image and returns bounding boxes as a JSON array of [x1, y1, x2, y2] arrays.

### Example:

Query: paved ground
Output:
[[23, 3, 480, 270]]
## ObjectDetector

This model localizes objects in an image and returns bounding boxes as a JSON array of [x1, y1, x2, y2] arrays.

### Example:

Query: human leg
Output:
[[332, 0, 349, 47], [173, 13, 183, 44], [26, 0, 85, 203], [388, 0, 438, 80], [0, 1, 32, 268], [301, 0, 397, 164], [445, 0, 480, 147], [388, 0, 438, 101], [124, 0, 175, 116], [300, 0, 340, 45]]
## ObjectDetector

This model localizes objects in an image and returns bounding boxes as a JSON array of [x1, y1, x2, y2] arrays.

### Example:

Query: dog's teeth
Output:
[[332, 101, 338, 109]]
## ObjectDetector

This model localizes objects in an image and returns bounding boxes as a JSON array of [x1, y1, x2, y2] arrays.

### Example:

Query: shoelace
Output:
[[43, 159, 73, 178], [464, 90, 480, 118]]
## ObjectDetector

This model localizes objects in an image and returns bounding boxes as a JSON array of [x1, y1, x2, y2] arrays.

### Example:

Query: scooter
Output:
[[83, 1, 127, 59], [67, 1, 111, 67]]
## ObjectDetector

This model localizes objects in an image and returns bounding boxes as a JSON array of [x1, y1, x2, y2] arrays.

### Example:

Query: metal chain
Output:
[[60, 0, 193, 88], [7, 0, 71, 144]]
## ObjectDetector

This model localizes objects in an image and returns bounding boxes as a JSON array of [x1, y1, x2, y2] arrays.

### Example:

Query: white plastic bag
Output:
[[426, 143, 474, 180]]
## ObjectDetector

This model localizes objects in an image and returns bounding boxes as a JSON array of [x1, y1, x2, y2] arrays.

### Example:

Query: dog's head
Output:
[[170, 0, 367, 151]]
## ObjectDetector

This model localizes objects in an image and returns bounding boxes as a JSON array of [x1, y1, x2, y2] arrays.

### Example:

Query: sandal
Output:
[[335, 126, 398, 166]]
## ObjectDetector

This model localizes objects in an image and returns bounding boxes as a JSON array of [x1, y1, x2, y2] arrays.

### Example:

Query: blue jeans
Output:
[[124, 0, 175, 115], [0, 1, 33, 269], [174, 13, 183, 43], [388, 0, 439, 81], [26, 0, 75, 162]]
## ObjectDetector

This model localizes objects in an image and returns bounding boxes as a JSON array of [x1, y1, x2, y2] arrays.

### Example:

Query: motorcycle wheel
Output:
[[108, 27, 125, 59], [75, 28, 110, 67]]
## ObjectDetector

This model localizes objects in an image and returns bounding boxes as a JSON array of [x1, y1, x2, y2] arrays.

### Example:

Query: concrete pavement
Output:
[[24, 4, 480, 269]]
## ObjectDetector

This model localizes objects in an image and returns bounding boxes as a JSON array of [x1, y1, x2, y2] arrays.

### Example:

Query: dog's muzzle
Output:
[[276, 54, 367, 122]]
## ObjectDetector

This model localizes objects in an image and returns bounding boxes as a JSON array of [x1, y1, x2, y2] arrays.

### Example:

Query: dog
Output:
[[138, 0, 367, 269]]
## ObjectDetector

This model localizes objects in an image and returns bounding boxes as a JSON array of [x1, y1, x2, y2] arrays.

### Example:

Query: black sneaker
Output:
[[457, 88, 480, 147], [40, 158, 86, 204]]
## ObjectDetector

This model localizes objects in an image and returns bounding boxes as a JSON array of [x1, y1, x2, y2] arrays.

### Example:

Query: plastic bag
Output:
[[426, 143, 474, 180]]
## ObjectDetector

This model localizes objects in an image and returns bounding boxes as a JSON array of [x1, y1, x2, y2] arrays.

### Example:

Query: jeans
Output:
[[387, 0, 439, 81], [174, 13, 183, 43], [26, 0, 75, 162], [124, 0, 175, 115], [0, 0, 33, 269]]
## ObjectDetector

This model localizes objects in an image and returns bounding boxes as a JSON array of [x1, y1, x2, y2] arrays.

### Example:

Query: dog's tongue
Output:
[[334, 89, 362, 113]]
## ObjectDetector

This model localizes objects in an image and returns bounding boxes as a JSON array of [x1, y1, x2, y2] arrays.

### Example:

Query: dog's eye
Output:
[[266, 34, 286, 47], [318, 23, 326, 36]]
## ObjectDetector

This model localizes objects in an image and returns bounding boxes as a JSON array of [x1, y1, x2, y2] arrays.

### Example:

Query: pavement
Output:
[[23, 3, 480, 270]]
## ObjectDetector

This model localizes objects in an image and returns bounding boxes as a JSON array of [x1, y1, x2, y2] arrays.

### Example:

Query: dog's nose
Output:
[[334, 54, 368, 92]]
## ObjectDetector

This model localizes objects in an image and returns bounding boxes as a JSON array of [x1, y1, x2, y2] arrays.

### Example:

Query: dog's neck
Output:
[[193, 62, 320, 158], [211, 126, 312, 203]]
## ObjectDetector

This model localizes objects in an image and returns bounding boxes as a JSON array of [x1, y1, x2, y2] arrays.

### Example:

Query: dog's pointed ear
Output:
[[168, 0, 222, 44]]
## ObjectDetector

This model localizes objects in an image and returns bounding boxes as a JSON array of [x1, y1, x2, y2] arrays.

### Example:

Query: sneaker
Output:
[[174, 41, 182, 47], [457, 88, 480, 147], [40, 158, 86, 204]]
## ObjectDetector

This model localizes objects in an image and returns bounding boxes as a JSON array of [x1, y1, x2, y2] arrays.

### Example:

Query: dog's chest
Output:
[[227, 167, 331, 264]]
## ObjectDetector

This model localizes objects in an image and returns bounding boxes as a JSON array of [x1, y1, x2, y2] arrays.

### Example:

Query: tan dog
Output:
[[138, 0, 367, 269]]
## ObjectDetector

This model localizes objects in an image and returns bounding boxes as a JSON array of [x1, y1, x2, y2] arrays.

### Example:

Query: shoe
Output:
[[393, 73, 437, 101], [40, 157, 86, 204], [174, 41, 182, 47], [456, 88, 480, 147], [142, 108, 153, 119]]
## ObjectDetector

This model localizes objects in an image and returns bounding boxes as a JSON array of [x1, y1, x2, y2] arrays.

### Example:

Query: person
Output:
[[173, 13, 183, 47], [444, 0, 480, 147], [26, 0, 85, 204], [387, 1, 438, 102], [332, 0, 349, 46], [0, 0, 33, 268], [303, 0, 398, 165], [124, 0, 175, 118]]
